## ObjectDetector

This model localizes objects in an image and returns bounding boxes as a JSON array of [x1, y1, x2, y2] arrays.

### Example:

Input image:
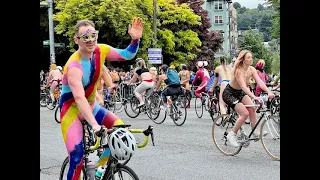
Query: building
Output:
[[202, 0, 237, 59]]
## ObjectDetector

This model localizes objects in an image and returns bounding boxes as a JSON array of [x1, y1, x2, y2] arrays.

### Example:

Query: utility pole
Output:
[[40, 0, 56, 64], [153, 0, 157, 48]]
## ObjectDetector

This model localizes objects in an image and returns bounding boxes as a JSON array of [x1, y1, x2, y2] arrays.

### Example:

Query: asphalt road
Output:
[[40, 102, 280, 180]]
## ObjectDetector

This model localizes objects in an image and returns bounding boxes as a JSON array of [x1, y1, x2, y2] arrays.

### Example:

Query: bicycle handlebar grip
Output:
[[255, 100, 262, 113], [95, 126, 106, 137]]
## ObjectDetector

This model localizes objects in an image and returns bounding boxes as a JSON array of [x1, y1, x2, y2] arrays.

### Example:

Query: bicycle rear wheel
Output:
[[55, 106, 61, 123], [146, 94, 161, 121], [195, 97, 203, 118], [113, 92, 124, 113], [212, 114, 242, 156], [171, 96, 187, 126], [103, 164, 139, 180], [260, 117, 280, 161], [59, 157, 87, 180], [124, 96, 140, 118]]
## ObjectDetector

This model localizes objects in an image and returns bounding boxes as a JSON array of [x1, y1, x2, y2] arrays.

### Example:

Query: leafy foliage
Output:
[[53, 0, 202, 66], [238, 29, 272, 73], [177, 0, 224, 68]]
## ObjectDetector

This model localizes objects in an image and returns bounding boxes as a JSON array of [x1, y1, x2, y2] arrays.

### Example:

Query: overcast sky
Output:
[[233, 0, 266, 9]]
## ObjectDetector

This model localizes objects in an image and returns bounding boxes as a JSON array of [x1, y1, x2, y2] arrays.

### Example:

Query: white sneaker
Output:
[[252, 130, 268, 139], [138, 102, 145, 108], [160, 104, 169, 111], [227, 131, 240, 147]]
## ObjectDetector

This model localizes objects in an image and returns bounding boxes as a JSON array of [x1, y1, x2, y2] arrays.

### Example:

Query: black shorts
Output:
[[222, 84, 247, 110]]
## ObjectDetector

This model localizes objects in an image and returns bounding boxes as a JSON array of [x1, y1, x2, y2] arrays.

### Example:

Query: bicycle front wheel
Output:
[[59, 157, 87, 180], [260, 117, 280, 161], [195, 97, 203, 118], [104, 164, 139, 180], [212, 114, 242, 156]]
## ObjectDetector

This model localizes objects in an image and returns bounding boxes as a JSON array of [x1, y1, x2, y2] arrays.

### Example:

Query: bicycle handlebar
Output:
[[89, 125, 154, 151]]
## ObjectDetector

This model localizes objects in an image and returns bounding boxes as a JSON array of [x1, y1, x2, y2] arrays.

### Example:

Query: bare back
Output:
[[215, 64, 232, 81], [229, 66, 255, 90], [49, 69, 62, 81]]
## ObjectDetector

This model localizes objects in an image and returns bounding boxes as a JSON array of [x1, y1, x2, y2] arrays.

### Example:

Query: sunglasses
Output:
[[77, 30, 99, 43]]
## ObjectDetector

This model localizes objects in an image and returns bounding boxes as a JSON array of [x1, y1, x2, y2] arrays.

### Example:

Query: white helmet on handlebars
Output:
[[108, 128, 137, 161]]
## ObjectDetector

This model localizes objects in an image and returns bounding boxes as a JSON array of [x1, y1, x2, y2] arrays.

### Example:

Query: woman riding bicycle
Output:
[[128, 58, 155, 107], [223, 50, 275, 147], [153, 64, 181, 109]]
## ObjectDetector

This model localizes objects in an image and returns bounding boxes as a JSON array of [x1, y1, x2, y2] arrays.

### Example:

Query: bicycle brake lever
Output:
[[150, 132, 155, 146]]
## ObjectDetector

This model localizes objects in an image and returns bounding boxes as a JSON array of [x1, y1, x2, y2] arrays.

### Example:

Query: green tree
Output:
[[270, 52, 280, 74], [53, 0, 201, 66], [238, 29, 272, 73], [265, 0, 279, 39], [233, 2, 241, 10], [257, 4, 264, 11], [238, 6, 247, 14]]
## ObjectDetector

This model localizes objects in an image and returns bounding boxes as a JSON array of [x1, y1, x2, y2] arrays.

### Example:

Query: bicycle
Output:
[[211, 95, 280, 161], [149, 86, 188, 126], [59, 123, 155, 180], [193, 89, 211, 118], [270, 89, 280, 118], [46, 84, 61, 110], [40, 86, 49, 107], [208, 86, 222, 124], [123, 84, 156, 119]]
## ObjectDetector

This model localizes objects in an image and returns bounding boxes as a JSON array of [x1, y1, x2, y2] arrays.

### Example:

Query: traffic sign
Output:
[[148, 48, 162, 64], [43, 40, 65, 48]]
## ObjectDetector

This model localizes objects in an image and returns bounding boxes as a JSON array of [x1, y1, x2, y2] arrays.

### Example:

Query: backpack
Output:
[[166, 68, 180, 86]]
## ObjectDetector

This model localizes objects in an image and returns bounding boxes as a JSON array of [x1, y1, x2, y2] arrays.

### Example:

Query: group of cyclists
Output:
[[40, 17, 280, 180]]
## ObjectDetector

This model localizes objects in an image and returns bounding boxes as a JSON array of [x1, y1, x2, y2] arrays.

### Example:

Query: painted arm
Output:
[[192, 71, 200, 85], [103, 39, 140, 61], [67, 65, 101, 131]]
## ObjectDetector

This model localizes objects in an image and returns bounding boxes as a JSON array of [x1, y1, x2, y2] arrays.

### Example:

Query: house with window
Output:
[[202, 0, 234, 59]]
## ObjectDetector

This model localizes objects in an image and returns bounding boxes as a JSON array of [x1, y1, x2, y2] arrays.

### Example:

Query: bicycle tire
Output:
[[212, 114, 242, 156], [260, 118, 280, 161], [124, 96, 140, 118], [59, 157, 87, 180], [151, 97, 167, 124], [270, 96, 280, 118], [40, 95, 47, 107], [103, 164, 139, 180], [171, 96, 187, 126], [195, 97, 203, 118], [55, 106, 61, 124], [46, 95, 56, 110], [209, 98, 220, 122], [112, 92, 124, 113]]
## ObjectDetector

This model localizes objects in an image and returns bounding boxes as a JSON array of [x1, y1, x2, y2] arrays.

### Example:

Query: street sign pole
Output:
[[40, 0, 55, 64]]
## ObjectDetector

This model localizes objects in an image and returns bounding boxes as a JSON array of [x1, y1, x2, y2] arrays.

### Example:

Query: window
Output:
[[214, 0, 223, 10], [214, 16, 223, 24]]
